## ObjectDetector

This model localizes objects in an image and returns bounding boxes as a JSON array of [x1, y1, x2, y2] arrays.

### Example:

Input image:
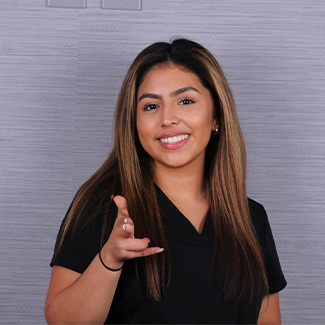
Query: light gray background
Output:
[[1, 0, 324, 323]]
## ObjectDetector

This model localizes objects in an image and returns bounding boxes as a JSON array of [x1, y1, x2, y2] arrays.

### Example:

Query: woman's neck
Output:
[[154, 163, 207, 201]]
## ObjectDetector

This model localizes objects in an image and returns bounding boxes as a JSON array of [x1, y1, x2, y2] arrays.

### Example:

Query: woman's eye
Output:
[[179, 98, 195, 105], [143, 103, 159, 111]]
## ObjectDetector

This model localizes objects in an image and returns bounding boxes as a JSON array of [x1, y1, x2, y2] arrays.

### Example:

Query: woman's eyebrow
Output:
[[138, 86, 199, 102], [138, 93, 162, 101], [170, 86, 200, 97]]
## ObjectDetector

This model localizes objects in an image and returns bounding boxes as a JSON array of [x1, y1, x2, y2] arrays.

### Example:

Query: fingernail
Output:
[[122, 224, 126, 231]]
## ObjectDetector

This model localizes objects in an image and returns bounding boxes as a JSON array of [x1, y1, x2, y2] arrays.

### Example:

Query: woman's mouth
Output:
[[159, 134, 189, 144]]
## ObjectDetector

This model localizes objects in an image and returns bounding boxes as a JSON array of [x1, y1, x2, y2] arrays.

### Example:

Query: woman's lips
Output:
[[159, 134, 189, 144], [158, 133, 190, 149]]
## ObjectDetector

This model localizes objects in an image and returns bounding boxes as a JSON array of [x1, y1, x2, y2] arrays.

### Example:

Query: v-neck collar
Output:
[[155, 184, 213, 239]]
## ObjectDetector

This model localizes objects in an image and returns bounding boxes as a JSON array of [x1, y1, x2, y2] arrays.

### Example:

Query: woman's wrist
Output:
[[99, 246, 124, 272]]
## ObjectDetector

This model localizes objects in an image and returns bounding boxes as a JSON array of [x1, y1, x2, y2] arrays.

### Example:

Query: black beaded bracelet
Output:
[[99, 249, 123, 272]]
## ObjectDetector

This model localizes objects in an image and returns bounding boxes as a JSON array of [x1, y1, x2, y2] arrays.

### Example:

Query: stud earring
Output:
[[212, 127, 219, 135]]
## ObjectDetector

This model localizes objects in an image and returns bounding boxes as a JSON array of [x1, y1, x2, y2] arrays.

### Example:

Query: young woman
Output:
[[45, 38, 286, 324]]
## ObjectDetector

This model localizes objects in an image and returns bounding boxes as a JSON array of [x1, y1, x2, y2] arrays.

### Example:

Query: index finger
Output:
[[113, 195, 129, 217]]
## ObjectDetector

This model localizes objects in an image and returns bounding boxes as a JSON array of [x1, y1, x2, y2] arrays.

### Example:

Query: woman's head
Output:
[[136, 63, 217, 173], [114, 38, 245, 186]]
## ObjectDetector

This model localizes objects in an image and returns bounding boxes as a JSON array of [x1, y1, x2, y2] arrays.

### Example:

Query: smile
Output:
[[159, 134, 189, 144]]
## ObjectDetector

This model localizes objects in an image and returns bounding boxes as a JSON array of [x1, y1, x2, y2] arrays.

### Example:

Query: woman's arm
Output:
[[45, 196, 164, 324], [257, 292, 281, 324], [45, 256, 121, 324]]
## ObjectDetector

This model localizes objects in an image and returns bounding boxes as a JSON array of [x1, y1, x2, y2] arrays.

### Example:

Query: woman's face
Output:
[[136, 64, 217, 172]]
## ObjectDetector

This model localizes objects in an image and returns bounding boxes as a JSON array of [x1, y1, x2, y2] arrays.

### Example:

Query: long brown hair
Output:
[[56, 38, 268, 303]]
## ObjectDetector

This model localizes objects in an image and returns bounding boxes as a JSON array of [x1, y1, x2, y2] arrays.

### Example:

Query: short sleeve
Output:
[[50, 204, 117, 274], [249, 199, 287, 294]]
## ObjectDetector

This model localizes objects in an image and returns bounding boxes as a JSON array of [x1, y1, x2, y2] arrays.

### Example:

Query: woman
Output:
[[45, 38, 286, 324]]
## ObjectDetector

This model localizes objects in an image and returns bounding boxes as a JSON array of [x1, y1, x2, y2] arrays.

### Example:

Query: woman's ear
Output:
[[212, 120, 220, 134]]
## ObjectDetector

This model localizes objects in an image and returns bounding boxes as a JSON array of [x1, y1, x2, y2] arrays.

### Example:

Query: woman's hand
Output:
[[45, 195, 160, 324], [100, 195, 164, 270]]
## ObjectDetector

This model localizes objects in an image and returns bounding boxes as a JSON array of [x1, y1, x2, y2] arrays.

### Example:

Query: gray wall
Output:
[[1, 0, 324, 323]]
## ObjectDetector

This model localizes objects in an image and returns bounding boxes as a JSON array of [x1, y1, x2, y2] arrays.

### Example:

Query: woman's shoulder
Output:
[[248, 197, 266, 214], [51, 197, 118, 273], [247, 197, 268, 241]]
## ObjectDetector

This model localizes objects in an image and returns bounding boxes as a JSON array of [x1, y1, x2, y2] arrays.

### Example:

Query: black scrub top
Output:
[[51, 186, 287, 324]]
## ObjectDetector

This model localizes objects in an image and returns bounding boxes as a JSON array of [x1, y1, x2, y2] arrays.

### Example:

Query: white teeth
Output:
[[160, 134, 189, 144]]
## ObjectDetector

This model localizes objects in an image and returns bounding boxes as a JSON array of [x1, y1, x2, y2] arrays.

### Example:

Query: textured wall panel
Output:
[[1, 0, 324, 323]]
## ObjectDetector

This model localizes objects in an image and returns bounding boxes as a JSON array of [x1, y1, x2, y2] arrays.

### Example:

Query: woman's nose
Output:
[[161, 104, 179, 127]]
